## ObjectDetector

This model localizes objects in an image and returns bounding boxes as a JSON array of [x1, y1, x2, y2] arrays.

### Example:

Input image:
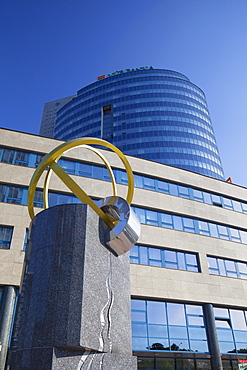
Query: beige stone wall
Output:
[[1, 127, 247, 310]]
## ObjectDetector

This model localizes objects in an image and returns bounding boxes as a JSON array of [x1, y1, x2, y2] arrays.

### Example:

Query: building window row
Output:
[[135, 356, 214, 370], [133, 206, 247, 245], [208, 256, 247, 280], [76, 77, 206, 100], [130, 245, 199, 272], [136, 357, 247, 370], [0, 184, 81, 208], [132, 299, 247, 357], [0, 146, 246, 215], [1, 179, 247, 247]]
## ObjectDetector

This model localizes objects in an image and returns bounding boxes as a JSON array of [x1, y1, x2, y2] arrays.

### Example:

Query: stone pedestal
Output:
[[9, 204, 137, 369]]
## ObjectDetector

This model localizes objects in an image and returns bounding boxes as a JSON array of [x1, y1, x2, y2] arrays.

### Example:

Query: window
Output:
[[131, 299, 208, 353], [198, 221, 210, 236], [58, 159, 76, 174], [34, 190, 43, 208], [214, 307, 247, 354], [1, 148, 14, 164], [0, 148, 29, 166], [130, 245, 200, 272], [208, 256, 247, 280], [178, 185, 190, 199], [23, 229, 29, 251], [133, 206, 247, 246], [0, 226, 13, 249], [6, 186, 23, 204], [102, 105, 113, 139], [14, 151, 29, 166]]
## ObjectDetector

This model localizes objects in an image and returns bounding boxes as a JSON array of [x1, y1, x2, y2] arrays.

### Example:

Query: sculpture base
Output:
[[9, 347, 137, 370], [9, 204, 137, 370]]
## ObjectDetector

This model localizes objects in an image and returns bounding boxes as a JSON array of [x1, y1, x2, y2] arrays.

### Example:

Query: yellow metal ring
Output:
[[42, 145, 117, 210], [28, 138, 134, 229]]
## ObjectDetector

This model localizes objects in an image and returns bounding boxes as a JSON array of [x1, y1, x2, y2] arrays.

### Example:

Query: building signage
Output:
[[238, 360, 247, 370], [97, 66, 153, 80]]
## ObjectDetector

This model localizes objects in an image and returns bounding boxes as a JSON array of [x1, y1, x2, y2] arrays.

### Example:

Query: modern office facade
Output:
[[43, 68, 225, 180], [1, 128, 247, 369], [39, 95, 76, 138]]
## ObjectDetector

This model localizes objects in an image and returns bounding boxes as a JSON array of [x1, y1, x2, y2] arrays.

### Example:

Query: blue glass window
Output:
[[23, 229, 29, 251], [160, 214, 173, 228], [0, 226, 13, 249], [208, 256, 247, 280], [130, 245, 199, 272], [214, 307, 247, 354], [78, 162, 92, 177], [6, 186, 23, 204], [132, 299, 208, 353], [58, 159, 76, 174]]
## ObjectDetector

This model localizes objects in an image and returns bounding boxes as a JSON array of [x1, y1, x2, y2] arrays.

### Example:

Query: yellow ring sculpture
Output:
[[28, 137, 135, 230]]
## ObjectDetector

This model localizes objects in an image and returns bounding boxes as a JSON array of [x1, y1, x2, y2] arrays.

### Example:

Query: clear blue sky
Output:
[[1, 0, 247, 186]]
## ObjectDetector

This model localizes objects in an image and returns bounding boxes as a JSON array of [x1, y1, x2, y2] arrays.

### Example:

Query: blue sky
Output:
[[1, 0, 247, 186]]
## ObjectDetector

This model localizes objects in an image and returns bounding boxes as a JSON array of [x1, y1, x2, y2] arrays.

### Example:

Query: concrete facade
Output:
[[1, 127, 247, 369], [39, 96, 76, 138]]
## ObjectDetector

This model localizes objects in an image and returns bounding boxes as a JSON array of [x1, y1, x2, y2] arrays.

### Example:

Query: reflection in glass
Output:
[[132, 311, 146, 322], [219, 341, 236, 353], [190, 340, 208, 353], [217, 329, 233, 341], [235, 343, 247, 353], [148, 324, 168, 338], [169, 340, 189, 351], [167, 303, 186, 325], [177, 358, 195, 370], [234, 330, 247, 342], [131, 300, 145, 310], [137, 357, 154, 369], [186, 305, 203, 315], [132, 337, 148, 350], [169, 326, 188, 339], [188, 327, 207, 340], [156, 358, 175, 370], [230, 310, 247, 330], [148, 338, 169, 350], [147, 301, 166, 324], [214, 308, 229, 318], [132, 323, 147, 337]]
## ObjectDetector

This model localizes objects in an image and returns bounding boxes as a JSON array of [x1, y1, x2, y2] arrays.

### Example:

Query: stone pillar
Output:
[[9, 204, 137, 370], [204, 303, 223, 370], [0, 286, 16, 370]]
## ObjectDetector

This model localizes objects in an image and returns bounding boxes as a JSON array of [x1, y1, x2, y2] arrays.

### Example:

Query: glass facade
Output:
[[214, 307, 247, 354], [131, 299, 208, 353], [132, 299, 247, 369], [53, 68, 224, 179]]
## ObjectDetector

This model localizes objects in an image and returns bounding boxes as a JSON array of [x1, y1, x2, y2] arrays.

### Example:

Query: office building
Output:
[[1, 128, 247, 369], [41, 68, 224, 180], [39, 95, 76, 138]]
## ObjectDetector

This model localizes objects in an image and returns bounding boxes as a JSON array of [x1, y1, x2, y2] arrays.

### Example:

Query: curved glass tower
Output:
[[54, 68, 224, 180]]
